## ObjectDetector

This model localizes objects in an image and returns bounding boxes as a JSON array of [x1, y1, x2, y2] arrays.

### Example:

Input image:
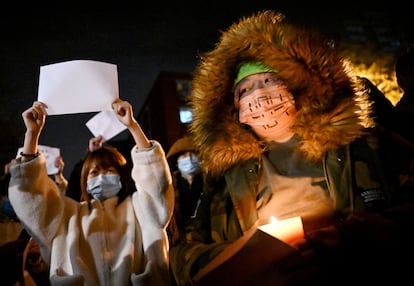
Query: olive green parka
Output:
[[170, 10, 414, 286]]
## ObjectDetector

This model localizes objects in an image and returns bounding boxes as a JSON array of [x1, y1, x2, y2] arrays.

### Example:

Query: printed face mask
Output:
[[238, 84, 296, 141], [178, 156, 201, 176], [86, 174, 122, 201]]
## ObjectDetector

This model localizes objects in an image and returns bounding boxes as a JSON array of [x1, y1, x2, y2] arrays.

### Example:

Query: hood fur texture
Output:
[[189, 10, 374, 177]]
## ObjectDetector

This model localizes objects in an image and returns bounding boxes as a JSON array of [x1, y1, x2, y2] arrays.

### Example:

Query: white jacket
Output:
[[9, 141, 174, 286]]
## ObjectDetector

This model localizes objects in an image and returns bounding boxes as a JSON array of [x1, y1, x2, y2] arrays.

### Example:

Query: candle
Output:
[[258, 216, 304, 245]]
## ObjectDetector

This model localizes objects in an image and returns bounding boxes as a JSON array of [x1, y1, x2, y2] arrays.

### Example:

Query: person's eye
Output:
[[107, 167, 119, 174], [239, 88, 247, 97], [264, 76, 279, 85], [238, 86, 252, 98]]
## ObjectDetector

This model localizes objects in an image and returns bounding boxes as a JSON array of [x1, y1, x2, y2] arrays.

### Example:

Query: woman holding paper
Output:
[[8, 99, 174, 285], [170, 10, 414, 286]]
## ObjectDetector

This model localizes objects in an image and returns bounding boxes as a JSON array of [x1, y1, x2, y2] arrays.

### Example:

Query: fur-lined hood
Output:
[[189, 10, 374, 177]]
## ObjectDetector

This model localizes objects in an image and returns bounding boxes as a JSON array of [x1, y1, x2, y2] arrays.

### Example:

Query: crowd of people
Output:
[[1, 9, 414, 286]]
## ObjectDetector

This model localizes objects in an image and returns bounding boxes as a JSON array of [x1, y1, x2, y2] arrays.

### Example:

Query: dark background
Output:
[[1, 1, 412, 178]]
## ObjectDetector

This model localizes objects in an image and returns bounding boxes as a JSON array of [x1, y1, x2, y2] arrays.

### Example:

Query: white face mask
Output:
[[178, 156, 201, 176], [238, 84, 296, 142], [86, 174, 122, 201]]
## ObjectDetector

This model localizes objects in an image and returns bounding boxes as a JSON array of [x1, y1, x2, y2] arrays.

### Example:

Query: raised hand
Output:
[[89, 135, 104, 152], [21, 101, 48, 159], [111, 99, 151, 149], [22, 101, 48, 135], [112, 99, 136, 128]]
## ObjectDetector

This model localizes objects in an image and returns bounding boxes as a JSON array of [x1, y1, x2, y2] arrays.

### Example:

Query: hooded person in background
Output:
[[170, 10, 414, 286], [166, 136, 204, 286], [166, 136, 203, 247]]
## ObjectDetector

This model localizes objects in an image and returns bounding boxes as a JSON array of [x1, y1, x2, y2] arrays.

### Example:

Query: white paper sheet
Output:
[[16, 145, 61, 175], [86, 110, 127, 142], [37, 60, 119, 115]]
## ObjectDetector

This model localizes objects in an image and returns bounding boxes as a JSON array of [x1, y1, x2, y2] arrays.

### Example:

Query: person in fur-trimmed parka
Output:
[[170, 10, 414, 286]]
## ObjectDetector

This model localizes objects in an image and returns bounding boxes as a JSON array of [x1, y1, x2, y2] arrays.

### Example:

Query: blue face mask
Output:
[[177, 156, 201, 176], [86, 174, 122, 201]]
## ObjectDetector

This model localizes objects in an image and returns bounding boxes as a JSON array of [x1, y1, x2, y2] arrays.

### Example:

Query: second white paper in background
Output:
[[86, 110, 127, 142]]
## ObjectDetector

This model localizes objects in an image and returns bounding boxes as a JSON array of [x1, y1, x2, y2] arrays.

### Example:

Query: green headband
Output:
[[234, 62, 277, 87]]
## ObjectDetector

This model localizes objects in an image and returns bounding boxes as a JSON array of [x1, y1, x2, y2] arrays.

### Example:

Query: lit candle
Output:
[[258, 216, 304, 245]]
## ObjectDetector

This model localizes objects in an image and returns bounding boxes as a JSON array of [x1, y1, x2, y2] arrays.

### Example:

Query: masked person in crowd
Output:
[[166, 136, 203, 246], [8, 99, 174, 286], [170, 10, 414, 286], [65, 135, 105, 201]]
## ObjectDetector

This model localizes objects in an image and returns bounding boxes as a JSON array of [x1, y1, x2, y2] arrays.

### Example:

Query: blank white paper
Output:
[[38, 60, 119, 115]]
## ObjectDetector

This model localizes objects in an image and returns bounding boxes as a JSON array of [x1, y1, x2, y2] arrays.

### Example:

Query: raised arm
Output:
[[21, 101, 48, 161], [112, 99, 151, 149]]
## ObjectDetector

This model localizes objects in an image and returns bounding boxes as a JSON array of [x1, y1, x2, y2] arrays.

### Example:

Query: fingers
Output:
[[112, 99, 137, 128], [112, 100, 128, 116], [31, 101, 48, 116], [89, 135, 104, 152], [278, 248, 323, 285], [22, 107, 45, 124], [54, 156, 64, 169], [306, 226, 342, 250], [112, 100, 134, 119], [33, 101, 48, 109], [24, 101, 48, 119], [21, 101, 49, 134]]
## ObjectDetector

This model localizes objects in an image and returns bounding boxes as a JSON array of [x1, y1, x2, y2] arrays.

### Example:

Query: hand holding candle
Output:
[[258, 216, 304, 245]]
